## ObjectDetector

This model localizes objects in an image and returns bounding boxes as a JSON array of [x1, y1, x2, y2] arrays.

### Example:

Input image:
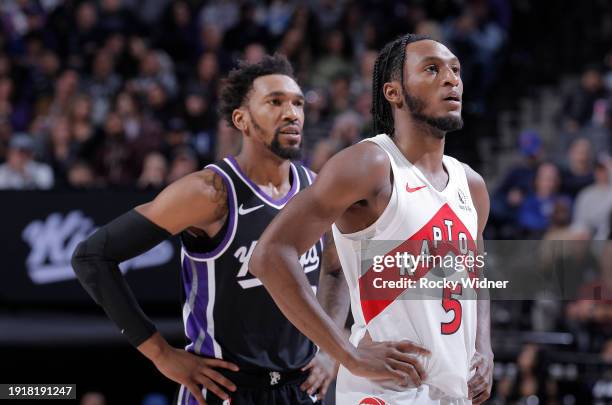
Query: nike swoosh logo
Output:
[[406, 184, 427, 193], [238, 204, 265, 215], [308, 394, 318, 403]]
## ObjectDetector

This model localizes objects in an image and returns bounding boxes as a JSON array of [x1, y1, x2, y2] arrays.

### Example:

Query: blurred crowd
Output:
[[0, 0, 510, 190], [489, 64, 612, 241], [2, 1, 612, 404]]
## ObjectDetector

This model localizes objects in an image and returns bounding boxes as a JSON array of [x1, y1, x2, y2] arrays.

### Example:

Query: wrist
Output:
[[477, 346, 494, 359], [341, 345, 360, 371], [137, 332, 171, 363]]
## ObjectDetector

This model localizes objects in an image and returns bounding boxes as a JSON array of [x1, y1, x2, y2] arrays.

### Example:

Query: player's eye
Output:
[[451, 66, 461, 74], [293, 99, 304, 107], [269, 99, 282, 106], [426, 65, 439, 74]]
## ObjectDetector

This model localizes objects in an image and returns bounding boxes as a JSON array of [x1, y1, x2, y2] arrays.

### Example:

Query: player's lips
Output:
[[442, 92, 461, 109], [278, 125, 302, 141]]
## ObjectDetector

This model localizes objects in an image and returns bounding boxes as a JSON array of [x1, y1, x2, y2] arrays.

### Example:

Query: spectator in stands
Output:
[[562, 65, 609, 131], [560, 137, 595, 198], [185, 52, 220, 105], [518, 162, 569, 237], [69, 93, 94, 143], [29, 49, 60, 105], [156, 1, 199, 66], [266, 0, 295, 39], [443, 0, 506, 113], [138, 151, 168, 190], [129, 49, 178, 100], [310, 29, 352, 88], [491, 130, 543, 238], [542, 197, 579, 240], [572, 159, 612, 239], [166, 146, 198, 183], [351, 49, 377, 95], [327, 73, 351, 117], [84, 49, 122, 125], [309, 138, 341, 173], [44, 115, 77, 187], [329, 110, 363, 148], [566, 241, 612, 337], [47, 69, 80, 118], [68, 1, 103, 70], [575, 98, 612, 157], [243, 42, 267, 64], [223, 3, 269, 54], [0, 133, 53, 189], [277, 27, 309, 82], [93, 111, 135, 186], [67, 160, 97, 189], [98, 0, 139, 39]]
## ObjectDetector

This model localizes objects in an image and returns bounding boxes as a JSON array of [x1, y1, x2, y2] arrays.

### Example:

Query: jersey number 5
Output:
[[441, 284, 462, 335]]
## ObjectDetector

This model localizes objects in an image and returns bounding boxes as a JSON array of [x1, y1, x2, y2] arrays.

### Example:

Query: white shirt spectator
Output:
[[0, 134, 54, 190]]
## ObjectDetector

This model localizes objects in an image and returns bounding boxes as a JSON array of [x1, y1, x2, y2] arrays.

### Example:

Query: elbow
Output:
[[249, 243, 269, 279], [71, 236, 103, 279], [71, 240, 88, 276]]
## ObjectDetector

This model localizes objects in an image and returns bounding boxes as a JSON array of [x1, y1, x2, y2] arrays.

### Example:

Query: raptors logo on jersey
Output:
[[333, 134, 479, 402]]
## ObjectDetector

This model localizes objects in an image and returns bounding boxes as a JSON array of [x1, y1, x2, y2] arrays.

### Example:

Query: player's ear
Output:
[[383, 81, 403, 108], [232, 108, 248, 134]]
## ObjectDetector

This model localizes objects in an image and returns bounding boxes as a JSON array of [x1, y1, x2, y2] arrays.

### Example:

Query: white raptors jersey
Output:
[[333, 134, 479, 402]]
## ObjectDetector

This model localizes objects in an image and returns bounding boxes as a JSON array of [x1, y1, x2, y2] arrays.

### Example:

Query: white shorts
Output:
[[335, 366, 471, 405]]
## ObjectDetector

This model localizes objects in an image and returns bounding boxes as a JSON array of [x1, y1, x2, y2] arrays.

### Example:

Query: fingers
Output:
[[318, 375, 332, 400], [202, 358, 239, 372], [395, 340, 431, 356], [195, 375, 230, 402], [468, 377, 488, 401], [186, 382, 207, 405], [387, 358, 421, 387], [200, 367, 237, 392], [301, 367, 325, 395], [471, 388, 491, 405], [301, 358, 315, 372], [470, 353, 484, 369], [387, 349, 427, 381]]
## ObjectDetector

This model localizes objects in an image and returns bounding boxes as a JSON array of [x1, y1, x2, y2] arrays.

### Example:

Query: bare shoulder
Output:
[[462, 163, 487, 193], [462, 163, 490, 230], [318, 140, 391, 189], [136, 168, 228, 234]]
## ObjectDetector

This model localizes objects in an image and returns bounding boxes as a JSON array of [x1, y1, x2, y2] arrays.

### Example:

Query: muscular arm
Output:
[[464, 165, 492, 357], [464, 164, 494, 404], [72, 169, 228, 356], [317, 229, 350, 329]]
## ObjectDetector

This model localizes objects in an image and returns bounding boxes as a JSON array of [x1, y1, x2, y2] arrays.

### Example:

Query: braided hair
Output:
[[371, 33, 431, 137]]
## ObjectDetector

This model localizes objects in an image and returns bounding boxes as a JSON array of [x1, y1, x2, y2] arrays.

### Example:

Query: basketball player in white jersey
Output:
[[249, 34, 494, 404]]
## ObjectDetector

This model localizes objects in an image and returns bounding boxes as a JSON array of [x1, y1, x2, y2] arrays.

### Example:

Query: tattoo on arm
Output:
[[203, 169, 228, 220]]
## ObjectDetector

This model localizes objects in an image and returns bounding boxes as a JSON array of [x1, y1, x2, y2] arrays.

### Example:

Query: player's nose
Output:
[[442, 67, 460, 88], [281, 102, 300, 121]]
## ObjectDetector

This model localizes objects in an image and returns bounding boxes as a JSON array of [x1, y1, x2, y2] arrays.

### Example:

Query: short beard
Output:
[[251, 115, 302, 160], [403, 91, 463, 135]]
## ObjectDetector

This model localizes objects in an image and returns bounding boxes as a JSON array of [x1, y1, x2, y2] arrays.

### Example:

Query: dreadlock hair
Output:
[[219, 54, 295, 128], [371, 33, 431, 137]]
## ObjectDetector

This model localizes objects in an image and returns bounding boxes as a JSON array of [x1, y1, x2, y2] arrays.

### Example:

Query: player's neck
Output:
[[234, 147, 291, 189], [393, 120, 446, 174]]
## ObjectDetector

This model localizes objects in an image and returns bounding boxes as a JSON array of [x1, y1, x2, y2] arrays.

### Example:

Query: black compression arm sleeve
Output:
[[71, 209, 172, 347]]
